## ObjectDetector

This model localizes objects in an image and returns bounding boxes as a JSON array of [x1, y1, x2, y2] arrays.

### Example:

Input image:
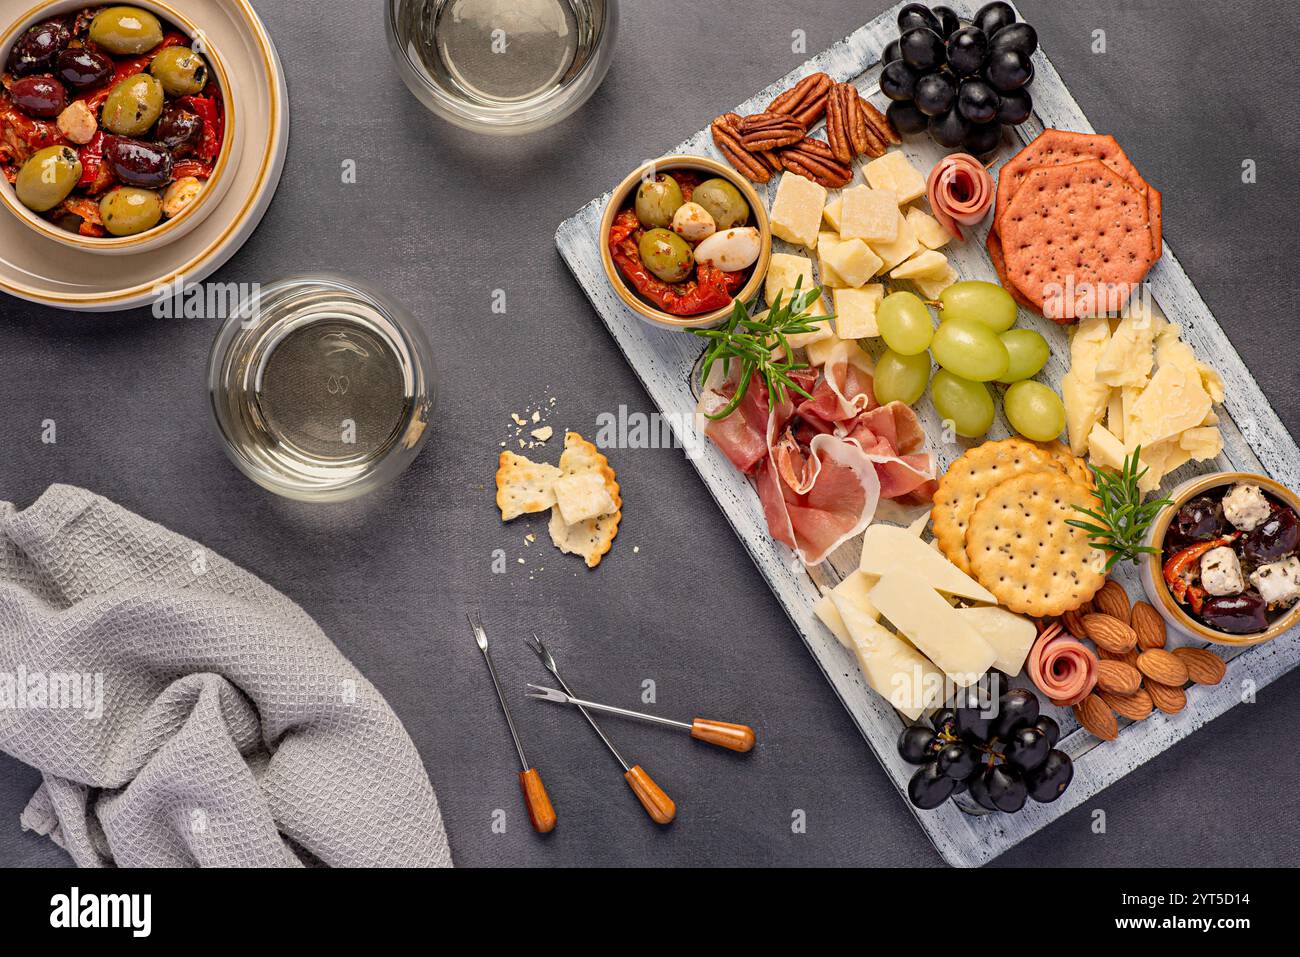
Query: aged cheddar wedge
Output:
[[831, 592, 945, 719], [869, 570, 997, 685], [859, 524, 996, 603], [839, 186, 899, 243], [954, 605, 1037, 676]]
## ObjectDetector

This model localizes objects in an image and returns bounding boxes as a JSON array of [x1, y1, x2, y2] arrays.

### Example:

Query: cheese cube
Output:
[[784, 296, 833, 349], [820, 239, 882, 289], [838, 186, 898, 243], [911, 265, 958, 300], [822, 197, 844, 233], [769, 172, 826, 249], [805, 334, 843, 368], [832, 286, 884, 339], [906, 206, 953, 249], [765, 252, 814, 306], [891, 250, 949, 281], [1087, 423, 1126, 470], [866, 210, 918, 273], [817, 231, 848, 288], [864, 151, 927, 204]]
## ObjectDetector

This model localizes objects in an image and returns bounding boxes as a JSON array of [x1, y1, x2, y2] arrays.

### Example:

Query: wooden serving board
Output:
[[555, 0, 1300, 866]]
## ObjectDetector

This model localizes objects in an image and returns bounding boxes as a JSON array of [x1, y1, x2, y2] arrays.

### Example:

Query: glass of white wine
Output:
[[386, 0, 618, 134]]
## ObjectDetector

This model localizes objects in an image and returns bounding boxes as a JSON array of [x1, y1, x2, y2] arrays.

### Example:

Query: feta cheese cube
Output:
[[770, 172, 827, 249], [1200, 546, 1244, 597], [1250, 557, 1300, 608], [838, 186, 899, 243], [1223, 483, 1272, 532]]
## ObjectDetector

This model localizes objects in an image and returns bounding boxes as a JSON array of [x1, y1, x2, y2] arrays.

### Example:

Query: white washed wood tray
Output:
[[555, 0, 1300, 866]]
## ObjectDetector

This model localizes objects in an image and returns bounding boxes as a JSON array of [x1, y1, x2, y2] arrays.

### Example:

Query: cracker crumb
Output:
[[531, 410, 540, 423], [511, 413, 527, 426], [531, 426, 553, 442]]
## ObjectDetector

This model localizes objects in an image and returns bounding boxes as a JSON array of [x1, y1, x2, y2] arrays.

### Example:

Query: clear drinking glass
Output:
[[207, 275, 436, 503], [385, 0, 617, 135]]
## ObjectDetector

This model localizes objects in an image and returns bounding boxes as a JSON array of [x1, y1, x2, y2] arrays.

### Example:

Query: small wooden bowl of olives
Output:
[[599, 155, 771, 329], [0, 0, 236, 254]]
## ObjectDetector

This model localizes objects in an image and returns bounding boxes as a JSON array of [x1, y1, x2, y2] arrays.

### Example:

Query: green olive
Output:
[[638, 227, 694, 283], [693, 178, 749, 229], [634, 174, 683, 229], [150, 46, 208, 96], [88, 6, 164, 55], [101, 73, 164, 136], [99, 186, 162, 236], [15, 145, 82, 212]]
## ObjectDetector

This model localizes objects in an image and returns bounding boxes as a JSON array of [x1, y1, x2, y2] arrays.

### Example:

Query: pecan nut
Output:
[[825, 83, 852, 164], [859, 96, 901, 147], [738, 111, 805, 151], [710, 113, 776, 183], [780, 137, 852, 188], [767, 72, 831, 128], [845, 85, 887, 158]]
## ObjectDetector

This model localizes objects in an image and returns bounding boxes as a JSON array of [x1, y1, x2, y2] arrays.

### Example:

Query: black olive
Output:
[[1242, 507, 1300, 564], [1175, 495, 1227, 542], [9, 75, 66, 118], [154, 103, 204, 157], [1200, 591, 1269, 634], [6, 18, 70, 76], [55, 47, 114, 90], [103, 136, 174, 188]]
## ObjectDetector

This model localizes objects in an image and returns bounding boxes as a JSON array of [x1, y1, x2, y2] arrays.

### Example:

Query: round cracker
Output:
[[1001, 160, 1154, 320], [965, 471, 1108, 617], [1034, 440, 1094, 487], [931, 438, 1066, 573]]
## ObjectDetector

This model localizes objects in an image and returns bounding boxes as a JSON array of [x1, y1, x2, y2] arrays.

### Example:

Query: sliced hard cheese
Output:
[[1094, 314, 1156, 388], [805, 334, 843, 368], [822, 197, 844, 233], [869, 570, 997, 686], [1087, 422, 1126, 470], [911, 264, 958, 300], [1125, 360, 1212, 448], [1061, 317, 1112, 455], [891, 249, 949, 281], [954, 606, 1037, 676], [867, 209, 919, 273], [765, 252, 815, 307], [906, 206, 953, 249], [821, 239, 883, 288], [864, 151, 927, 204], [817, 230, 848, 288], [814, 592, 849, 647], [831, 592, 945, 719], [783, 297, 833, 349], [859, 524, 996, 603]]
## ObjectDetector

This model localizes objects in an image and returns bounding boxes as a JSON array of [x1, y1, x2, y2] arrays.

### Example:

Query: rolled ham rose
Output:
[[926, 152, 995, 241], [1027, 622, 1099, 707]]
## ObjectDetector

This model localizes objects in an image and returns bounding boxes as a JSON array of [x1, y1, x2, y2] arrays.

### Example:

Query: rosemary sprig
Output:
[[1066, 446, 1174, 571], [692, 278, 831, 421]]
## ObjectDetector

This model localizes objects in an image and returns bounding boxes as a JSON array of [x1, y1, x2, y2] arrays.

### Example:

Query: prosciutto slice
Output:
[[696, 346, 939, 566]]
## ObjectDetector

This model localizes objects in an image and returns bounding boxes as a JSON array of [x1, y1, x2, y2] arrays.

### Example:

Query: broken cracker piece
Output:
[[548, 507, 621, 569], [554, 472, 617, 525], [495, 451, 562, 521]]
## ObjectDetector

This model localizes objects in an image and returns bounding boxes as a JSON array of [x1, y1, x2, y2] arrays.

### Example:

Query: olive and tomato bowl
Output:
[[598, 155, 771, 330], [1140, 471, 1300, 646], [0, 0, 235, 253]]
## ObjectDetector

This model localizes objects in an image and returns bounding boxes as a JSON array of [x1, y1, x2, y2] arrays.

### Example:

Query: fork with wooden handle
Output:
[[468, 612, 556, 834], [522, 633, 676, 825], [526, 685, 756, 753]]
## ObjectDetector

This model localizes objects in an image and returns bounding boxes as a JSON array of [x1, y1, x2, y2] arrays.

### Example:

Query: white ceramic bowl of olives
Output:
[[0, 0, 238, 254]]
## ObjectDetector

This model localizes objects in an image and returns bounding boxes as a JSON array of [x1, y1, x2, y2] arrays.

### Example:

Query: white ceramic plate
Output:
[[0, 0, 287, 310]]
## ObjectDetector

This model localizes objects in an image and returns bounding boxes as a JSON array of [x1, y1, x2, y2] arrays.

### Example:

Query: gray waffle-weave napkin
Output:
[[0, 485, 451, 868]]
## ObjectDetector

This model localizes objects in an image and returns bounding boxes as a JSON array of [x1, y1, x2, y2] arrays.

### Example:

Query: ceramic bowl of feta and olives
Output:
[[599, 155, 771, 329], [1141, 471, 1300, 646], [0, 0, 235, 253]]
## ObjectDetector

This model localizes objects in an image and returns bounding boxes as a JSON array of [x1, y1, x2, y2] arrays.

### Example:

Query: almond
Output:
[[1099, 687, 1154, 721], [1094, 580, 1131, 622], [1096, 659, 1143, 695], [1130, 601, 1166, 650], [1074, 693, 1118, 741], [1082, 613, 1137, 654], [1173, 646, 1226, 685], [1137, 648, 1189, 686], [1146, 680, 1187, 714], [1061, 608, 1086, 639], [1097, 646, 1140, 666]]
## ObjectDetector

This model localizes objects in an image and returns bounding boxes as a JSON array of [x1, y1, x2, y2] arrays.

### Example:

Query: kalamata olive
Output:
[[9, 75, 67, 118], [56, 47, 114, 90], [1201, 590, 1270, 634], [6, 18, 70, 76], [1174, 495, 1227, 542], [103, 135, 173, 187], [153, 103, 203, 156], [1242, 507, 1300, 564]]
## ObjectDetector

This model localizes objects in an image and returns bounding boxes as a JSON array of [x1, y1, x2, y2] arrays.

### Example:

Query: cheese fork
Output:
[[526, 685, 756, 753], [468, 611, 556, 834], [522, 633, 676, 824]]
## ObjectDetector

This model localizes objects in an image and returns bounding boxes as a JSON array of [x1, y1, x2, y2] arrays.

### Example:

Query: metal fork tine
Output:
[[525, 683, 570, 703]]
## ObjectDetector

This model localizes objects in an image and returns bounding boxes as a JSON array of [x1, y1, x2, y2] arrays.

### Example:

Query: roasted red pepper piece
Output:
[[171, 158, 212, 180], [608, 208, 744, 317], [76, 130, 104, 187], [1163, 534, 1237, 604]]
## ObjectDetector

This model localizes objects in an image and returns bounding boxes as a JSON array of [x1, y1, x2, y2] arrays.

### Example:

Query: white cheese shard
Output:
[[868, 570, 997, 685], [954, 605, 1038, 676], [1062, 317, 1112, 456], [859, 524, 996, 603], [831, 591, 945, 719]]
